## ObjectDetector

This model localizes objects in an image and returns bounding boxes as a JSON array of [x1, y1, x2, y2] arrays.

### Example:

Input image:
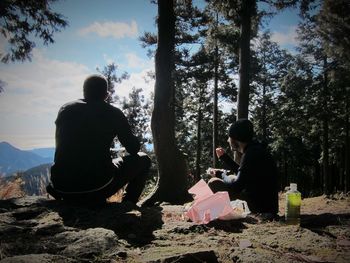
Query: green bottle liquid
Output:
[[285, 183, 301, 225]]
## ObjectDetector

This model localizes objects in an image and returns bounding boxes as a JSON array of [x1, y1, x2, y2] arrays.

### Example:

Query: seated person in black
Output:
[[46, 74, 151, 204], [208, 119, 279, 216]]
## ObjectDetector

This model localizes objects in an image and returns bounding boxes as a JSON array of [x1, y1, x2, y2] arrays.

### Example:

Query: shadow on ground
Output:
[[301, 213, 350, 228], [51, 200, 164, 246]]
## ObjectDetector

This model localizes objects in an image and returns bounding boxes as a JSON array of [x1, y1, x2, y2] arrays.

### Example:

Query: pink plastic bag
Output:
[[185, 179, 250, 224], [188, 179, 213, 200]]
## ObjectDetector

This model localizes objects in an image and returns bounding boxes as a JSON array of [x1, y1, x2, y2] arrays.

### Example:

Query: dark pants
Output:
[[46, 152, 151, 203], [208, 177, 277, 216]]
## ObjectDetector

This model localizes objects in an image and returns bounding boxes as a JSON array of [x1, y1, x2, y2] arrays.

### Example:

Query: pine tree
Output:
[[297, 3, 333, 194], [140, 0, 238, 182], [96, 63, 129, 156], [142, 0, 191, 205], [0, 0, 68, 63], [97, 63, 129, 104], [251, 31, 294, 142], [316, 0, 350, 65], [121, 87, 152, 149], [0, 0, 68, 93]]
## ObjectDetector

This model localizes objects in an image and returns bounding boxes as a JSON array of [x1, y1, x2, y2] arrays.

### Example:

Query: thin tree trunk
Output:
[[195, 106, 202, 181], [314, 160, 321, 194], [283, 149, 288, 188], [213, 42, 219, 167], [237, 0, 254, 119], [212, 11, 220, 168], [339, 147, 344, 191], [262, 84, 267, 141], [322, 56, 330, 194], [345, 89, 350, 192], [142, 0, 190, 205], [261, 48, 267, 141]]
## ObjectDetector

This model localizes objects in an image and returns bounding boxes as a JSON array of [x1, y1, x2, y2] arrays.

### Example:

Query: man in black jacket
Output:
[[208, 119, 279, 216], [47, 74, 151, 204]]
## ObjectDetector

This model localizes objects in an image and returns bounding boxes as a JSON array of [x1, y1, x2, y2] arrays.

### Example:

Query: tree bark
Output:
[[213, 42, 219, 167], [142, 0, 190, 205], [237, 0, 254, 119], [322, 56, 330, 194], [262, 84, 267, 141], [345, 87, 350, 192], [195, 106, 202, 181]]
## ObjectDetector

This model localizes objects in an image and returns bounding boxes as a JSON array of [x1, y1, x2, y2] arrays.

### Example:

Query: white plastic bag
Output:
[[219, 199, 251, 220]]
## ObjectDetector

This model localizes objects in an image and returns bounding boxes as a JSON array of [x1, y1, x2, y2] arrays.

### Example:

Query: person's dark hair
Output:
[[83, 74, 108, 101], [228, 119, 254, 142]]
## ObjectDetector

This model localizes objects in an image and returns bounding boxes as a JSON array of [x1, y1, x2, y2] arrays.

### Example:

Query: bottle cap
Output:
[[290, 183, 297, 191]]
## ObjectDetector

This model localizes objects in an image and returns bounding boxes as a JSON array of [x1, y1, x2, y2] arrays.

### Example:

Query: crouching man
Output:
[[47, 74, 150, 204]]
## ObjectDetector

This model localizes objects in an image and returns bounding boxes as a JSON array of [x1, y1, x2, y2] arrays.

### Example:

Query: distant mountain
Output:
[[0, 142, 52, 176], [21, 163, 51, 196], [30, 147, 55, 160]]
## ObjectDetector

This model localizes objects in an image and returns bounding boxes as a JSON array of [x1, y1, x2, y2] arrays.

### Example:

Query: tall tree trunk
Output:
[[262, 84, 267, 141], [345, 88, 350, 192], [322, 56, 330, 194], [195, 106, 202, 181], [212, 11, 220, 168], [338, 147, 344, 191], [142, 0, 190, 205], [213, 42, 219, 167], [313, 159, 321, 194], [282, 148, 288, 188], [236, 0, 254, 119]]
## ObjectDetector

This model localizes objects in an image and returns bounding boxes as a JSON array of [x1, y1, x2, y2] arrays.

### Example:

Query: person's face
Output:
[[228, 137, 239, 151]]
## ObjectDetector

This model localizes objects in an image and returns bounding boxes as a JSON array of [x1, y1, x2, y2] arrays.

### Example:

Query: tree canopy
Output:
[[0, 0, 68, 63]]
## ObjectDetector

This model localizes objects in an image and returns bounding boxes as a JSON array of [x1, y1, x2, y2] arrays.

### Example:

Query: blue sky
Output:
[[0, 0, 301, 150]]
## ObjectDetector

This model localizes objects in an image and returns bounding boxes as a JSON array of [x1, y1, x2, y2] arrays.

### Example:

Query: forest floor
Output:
[[0, 192, 349, 262]]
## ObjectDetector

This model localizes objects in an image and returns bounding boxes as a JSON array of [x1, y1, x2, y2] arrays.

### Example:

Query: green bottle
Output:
[[285, 183, 301, 225]]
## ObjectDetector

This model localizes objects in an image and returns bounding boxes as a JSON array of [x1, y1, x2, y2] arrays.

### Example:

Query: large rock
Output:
[[0, 196, 162, 262], [54, 228, 119, 258], [0, 253, 77, 263]]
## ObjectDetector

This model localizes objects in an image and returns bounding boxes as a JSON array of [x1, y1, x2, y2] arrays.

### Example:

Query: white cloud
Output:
[[125, 53, 152, 69], [102, 54, 115, 65], [271, 26, 298, 46], [0, 49, 155, 149], [79, 20, 138, 39], [0, 49, 91, 149], [115, 67, 155, 101], [101, 52, 153, 71]]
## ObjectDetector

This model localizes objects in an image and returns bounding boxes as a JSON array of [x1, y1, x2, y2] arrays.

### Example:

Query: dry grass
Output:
[[0, 178, 25, 199]]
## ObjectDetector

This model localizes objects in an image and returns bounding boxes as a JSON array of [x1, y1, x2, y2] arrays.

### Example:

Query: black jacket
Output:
[[51, 99, 140, 192], [219, 141, 279, 214]]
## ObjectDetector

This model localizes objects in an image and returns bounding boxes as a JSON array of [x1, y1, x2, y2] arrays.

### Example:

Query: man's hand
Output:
[[216, 147, 225, 158]]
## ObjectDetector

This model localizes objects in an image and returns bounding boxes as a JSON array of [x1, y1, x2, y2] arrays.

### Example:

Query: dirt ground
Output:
[[132, 193, 350, 262], [0, 193, 349, 262]]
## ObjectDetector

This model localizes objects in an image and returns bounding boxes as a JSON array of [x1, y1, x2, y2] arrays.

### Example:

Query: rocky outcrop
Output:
[[0, 196, 163, 262], [0, 195, 349, 262]]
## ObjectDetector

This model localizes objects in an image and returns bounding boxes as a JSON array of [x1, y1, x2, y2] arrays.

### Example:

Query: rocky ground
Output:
[[0, 193, 349, 263]]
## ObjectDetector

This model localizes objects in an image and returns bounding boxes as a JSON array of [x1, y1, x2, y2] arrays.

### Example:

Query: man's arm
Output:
[[228, 148, 257, 192], [115, 110, 140, 155], [219, 153, 240, 173]]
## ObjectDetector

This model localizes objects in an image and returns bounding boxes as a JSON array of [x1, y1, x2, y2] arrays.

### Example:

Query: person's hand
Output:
[[216, 147, 225, 158], [206, 168, 216, 177], [206, 168, 223, 178]]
